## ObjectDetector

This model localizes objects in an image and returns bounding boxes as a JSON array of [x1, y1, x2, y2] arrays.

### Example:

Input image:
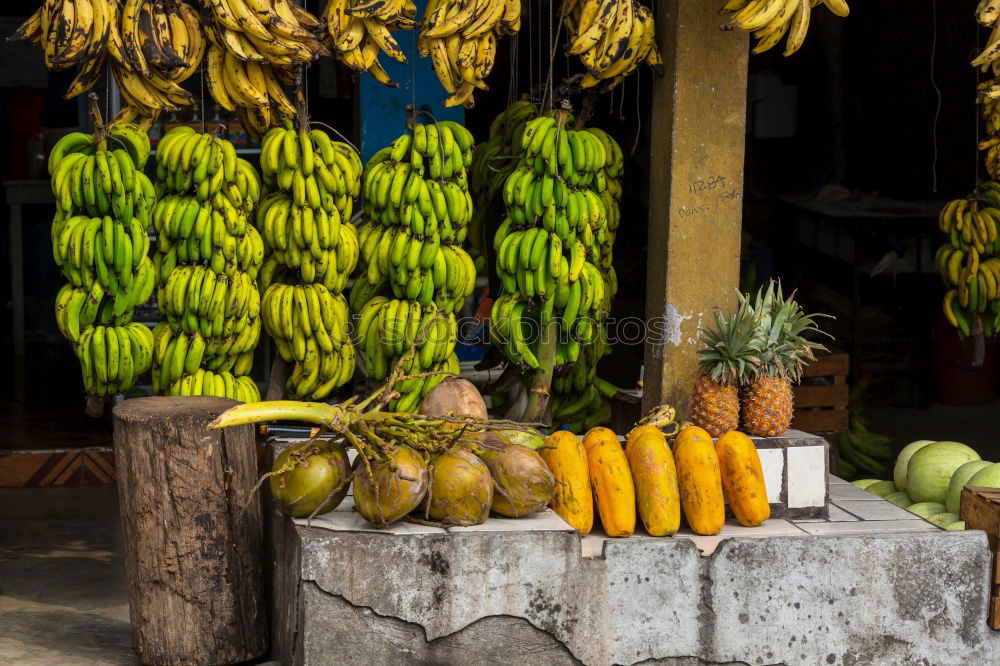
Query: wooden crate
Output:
[[960, 486, 1000, 630], [790, 349, 850, 434]]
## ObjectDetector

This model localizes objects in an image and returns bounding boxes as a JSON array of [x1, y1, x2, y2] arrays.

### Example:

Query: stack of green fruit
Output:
[[935, 183, 1000, 338], [491, 112, 614, 364], [550, 334, 622, 430], [256, 122, 363, 400], [352, 119, 478, 411], [836, 386, 893, 477], [468, 99, 538, 256], [489, 111, 622, 430], [149, 126, 264, 401], [50, 122, 157, 396]]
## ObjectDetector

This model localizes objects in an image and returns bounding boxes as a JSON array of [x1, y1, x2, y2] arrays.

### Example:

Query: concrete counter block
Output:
[[271, 514, 997, 665]]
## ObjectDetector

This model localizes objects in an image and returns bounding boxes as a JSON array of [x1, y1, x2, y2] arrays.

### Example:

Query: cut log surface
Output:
[[112, 397, 267, 666]]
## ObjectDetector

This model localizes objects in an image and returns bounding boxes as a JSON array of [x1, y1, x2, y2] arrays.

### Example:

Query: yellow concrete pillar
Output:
[[642, 2, 749, 414]]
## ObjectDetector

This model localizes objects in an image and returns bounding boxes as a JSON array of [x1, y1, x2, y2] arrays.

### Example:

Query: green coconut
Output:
[[906, 501, 948, 519], [269, 441, 352, 518], [476, 433, 556, 517], [883, 491, 912, 508], [946, 460, 992, 514], [353, 445, 429, 527], [945, 521, 966, 530], [928, 512, 960, 527], [851, 479, 880, 490], [419, 447, 494, 526], [894, 440, 936, 491], [495, 428, 546, 450], [864, 480, 899, 498]]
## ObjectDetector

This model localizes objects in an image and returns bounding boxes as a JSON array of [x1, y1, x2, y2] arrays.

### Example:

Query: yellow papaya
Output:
[[583, 427, 635, 537], [541, 430, 593, 535], [626, 429, 681, 536], [674, 425, 725, 535], [716, 430, 770, 527], [625, 424, 665, 455]]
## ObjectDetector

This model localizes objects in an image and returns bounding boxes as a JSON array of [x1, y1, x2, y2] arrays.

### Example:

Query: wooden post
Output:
[[112, 397, 266, 666], [642, 3, 749, 415]]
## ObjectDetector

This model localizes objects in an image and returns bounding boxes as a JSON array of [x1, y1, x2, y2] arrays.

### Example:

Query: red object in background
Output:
[[6, 87, 45, 179], [931, 312, 999, 406]]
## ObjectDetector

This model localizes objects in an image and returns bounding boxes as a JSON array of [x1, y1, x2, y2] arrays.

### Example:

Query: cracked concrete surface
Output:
[[277, 519, 999, 666]]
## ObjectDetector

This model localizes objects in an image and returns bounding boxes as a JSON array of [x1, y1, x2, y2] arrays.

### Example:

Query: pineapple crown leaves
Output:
[[697, 297, 764, 386], [740, 280, 834, 382]]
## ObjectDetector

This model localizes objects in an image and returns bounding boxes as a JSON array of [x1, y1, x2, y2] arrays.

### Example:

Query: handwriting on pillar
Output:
[[677, 174, 741, 218]]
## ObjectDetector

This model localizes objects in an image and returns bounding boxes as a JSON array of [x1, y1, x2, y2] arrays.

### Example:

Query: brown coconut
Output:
[[420, 447, 494, 526], [353, 445, 429, 527], [270, 440, 352, 518], [475, 433, 556, 517], [419, 377, 488, 420]]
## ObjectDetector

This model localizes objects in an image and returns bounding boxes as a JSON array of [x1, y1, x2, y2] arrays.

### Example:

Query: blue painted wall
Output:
[[358, 0, 464, 163]]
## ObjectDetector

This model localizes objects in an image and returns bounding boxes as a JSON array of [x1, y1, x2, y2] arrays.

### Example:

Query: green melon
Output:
[[851, 479, 880, 490], [906, 442, 980, 504], [945, 521, 966, 530], [893, 440, 936, 491], [865, 480, 899, 497], [967, 462, 1000, 490], [928, 512, 960, 527], [883, 491, 912, 508], [906, 501, 948, 518], [946, 460, 992, 514]]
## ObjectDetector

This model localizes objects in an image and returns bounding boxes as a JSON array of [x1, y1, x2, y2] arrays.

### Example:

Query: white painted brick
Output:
[[786, 446, 827, 508], [757, 448, 784, 503]]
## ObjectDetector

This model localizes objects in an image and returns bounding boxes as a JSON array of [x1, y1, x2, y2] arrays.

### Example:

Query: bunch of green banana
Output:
[[73, 323, 155, 397], [353, 295, 459, 410], [256, 122, 362, 293], [551, 353, 621, 432], [936, 185, 1000, 338], [980, 84, 1000, 180], [151, 125, 264, 399], [255, 121, 362, 400], [836, 385, 891, 478], [259, 283, 355, 399], [468, 99, 539, 256], [357, 121, 478, 314], [352, 120, 478, 411], [718, 0, 848, 57], [585, 127, 623, 270], [562, 0, 664, 90], [490, 111, 615, 368], [48, 122, 157, 396]]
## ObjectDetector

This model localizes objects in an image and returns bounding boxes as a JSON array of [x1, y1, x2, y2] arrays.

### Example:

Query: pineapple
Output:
[[742, 282, 831, 437], [691, 298, 763, 437]]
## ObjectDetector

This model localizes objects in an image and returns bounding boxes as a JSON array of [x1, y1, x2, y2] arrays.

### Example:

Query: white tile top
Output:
[[834, 499, 916, 522], [295, 506, 575, 535], [794, 519, 939, 536], [829, 482, 884, 502]]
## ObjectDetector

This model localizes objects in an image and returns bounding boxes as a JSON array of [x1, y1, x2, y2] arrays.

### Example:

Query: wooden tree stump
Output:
[[112, 397, 266, 666]]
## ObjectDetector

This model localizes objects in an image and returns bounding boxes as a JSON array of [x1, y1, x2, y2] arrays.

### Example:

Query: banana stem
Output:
[[207, 400, 341, 429], [522, 318, 558, 425]]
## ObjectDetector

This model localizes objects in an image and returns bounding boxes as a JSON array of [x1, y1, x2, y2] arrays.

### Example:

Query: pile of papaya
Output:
[[542, 424, 770, 537]]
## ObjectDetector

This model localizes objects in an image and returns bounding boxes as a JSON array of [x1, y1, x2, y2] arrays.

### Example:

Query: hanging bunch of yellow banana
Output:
[[9, 0, 206, 129], [718, 0, 849, 57], [417, 0, 521, 107], [321, 0, 417, 87], [200, 0, 326, 135], [561, 0, 663, 91]]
